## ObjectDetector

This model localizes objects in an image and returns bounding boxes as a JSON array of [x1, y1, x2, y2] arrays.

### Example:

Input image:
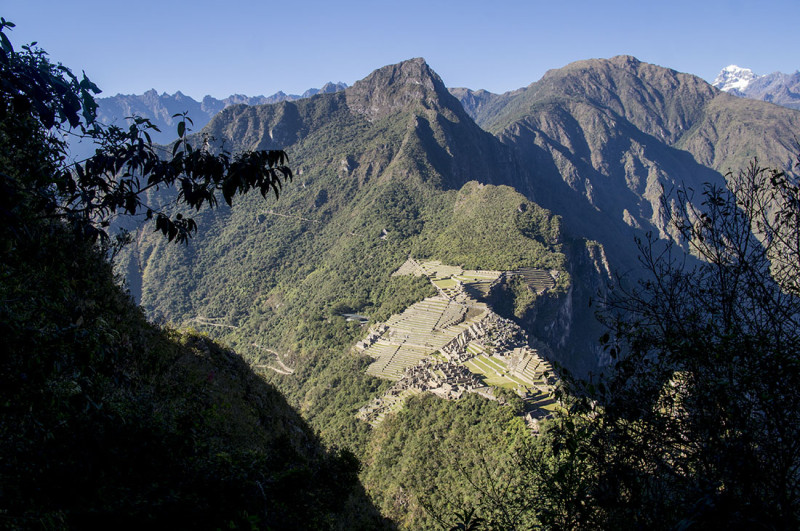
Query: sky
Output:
[[3, 0, 799, 100]]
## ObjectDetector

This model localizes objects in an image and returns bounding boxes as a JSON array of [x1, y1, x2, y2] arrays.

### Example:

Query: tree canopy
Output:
[[530, 153, 800, 528]]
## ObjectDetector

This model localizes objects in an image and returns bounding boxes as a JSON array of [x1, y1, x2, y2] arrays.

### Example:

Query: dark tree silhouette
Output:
[[543, 153, 800, 529]]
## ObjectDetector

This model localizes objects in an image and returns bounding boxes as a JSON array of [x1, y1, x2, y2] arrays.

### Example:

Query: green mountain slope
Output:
[[117, 54, 800, 527], [114, 59, 583, 527], [121, 58, 572, 454], [1, 192, 381, 529]]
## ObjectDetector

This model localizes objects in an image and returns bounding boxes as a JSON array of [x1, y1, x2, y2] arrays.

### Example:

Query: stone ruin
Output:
[[356, 258, 560, 429], [357, 307, 557, 428]]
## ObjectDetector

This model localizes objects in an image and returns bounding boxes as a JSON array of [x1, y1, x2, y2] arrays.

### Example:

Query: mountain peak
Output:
[[712, 65, 759, 93], [609, 55, 642, 67], [345, 58, 454, 121]]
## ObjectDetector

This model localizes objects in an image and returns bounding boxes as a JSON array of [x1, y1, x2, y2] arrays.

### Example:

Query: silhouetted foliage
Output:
[[0, 21, 389, 528], [539, 153, 800, 529]]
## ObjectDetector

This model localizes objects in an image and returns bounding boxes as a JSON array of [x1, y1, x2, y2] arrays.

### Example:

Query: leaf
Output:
[[180, 178, 192, 202], [222, 177, 237, 207], [125, 193, 137, 214], [79, 72, 101, 94], [0, 31, 13, 53], [177, 120, 185, 138]]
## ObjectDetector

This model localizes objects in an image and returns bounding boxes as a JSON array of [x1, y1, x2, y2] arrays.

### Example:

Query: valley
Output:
[[111, 55, 799, 527], [4, 0, 800, 517], [6, 21, 799, 524]]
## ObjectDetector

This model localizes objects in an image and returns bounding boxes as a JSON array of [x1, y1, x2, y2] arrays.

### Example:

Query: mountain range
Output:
[[713, 64, 800, 110], [67, 82, 348, 160], [107, 55, 800, 527], [119, 52, 800, 382]]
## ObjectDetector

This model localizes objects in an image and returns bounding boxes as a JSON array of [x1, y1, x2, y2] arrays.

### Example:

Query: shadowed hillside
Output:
[[451, 56, 800, 269], [115, 55, 800, 528]]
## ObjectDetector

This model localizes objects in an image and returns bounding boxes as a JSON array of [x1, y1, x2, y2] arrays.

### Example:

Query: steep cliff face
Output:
[[450, 56, 800, 373], [469, 56, 800, 276], [344, 58, 521, 190], [345, 58, 452, 122], [490, 238, 612, 373]]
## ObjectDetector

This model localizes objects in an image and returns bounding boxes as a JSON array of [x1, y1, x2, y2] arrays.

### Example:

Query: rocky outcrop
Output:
[[345, 58, 459, 122]]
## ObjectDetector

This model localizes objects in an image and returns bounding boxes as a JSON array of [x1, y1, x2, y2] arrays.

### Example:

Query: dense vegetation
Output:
[[121, 82, 570, 458], [362, 393, 534, 529], [7, 18, 799, 528], [0, 22, 382, 528]]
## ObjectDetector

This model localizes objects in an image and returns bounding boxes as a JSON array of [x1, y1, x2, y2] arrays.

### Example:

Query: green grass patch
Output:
[[432, 278, 457, 290]]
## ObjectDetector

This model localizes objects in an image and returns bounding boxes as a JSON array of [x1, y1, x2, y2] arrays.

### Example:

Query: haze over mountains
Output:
[[68, 82, 348, 159]]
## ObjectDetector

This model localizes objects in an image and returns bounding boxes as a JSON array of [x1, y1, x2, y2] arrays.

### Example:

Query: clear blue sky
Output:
[[3, 0, 798, 100]]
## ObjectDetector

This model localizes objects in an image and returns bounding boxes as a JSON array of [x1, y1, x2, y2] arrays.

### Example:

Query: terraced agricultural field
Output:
[[363, 296, 488, 380], [514, 268, 555, 293], [456, 271, 501, 299], [432, 278, 457, 290], [416, 260, 463, 280], [516, 354, 554, 386], [364, 258, 560, 423], [464, 349, 556, 399], [467, 354, 522, 388], [393, 258, 504, 300]]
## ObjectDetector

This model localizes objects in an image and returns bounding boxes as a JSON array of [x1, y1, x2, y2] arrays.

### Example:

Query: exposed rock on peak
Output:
[[346, 58, 462, 121], [523, 56, 717, 145]]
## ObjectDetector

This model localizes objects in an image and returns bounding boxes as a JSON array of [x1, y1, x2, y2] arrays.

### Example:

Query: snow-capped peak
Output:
[[712, 65, 759, 93]]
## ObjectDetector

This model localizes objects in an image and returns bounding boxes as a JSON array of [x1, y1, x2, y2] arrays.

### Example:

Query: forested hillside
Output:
[[7, 15, 800, 525], [0, 24, 383, 528], [120, 58, 573, 453]]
